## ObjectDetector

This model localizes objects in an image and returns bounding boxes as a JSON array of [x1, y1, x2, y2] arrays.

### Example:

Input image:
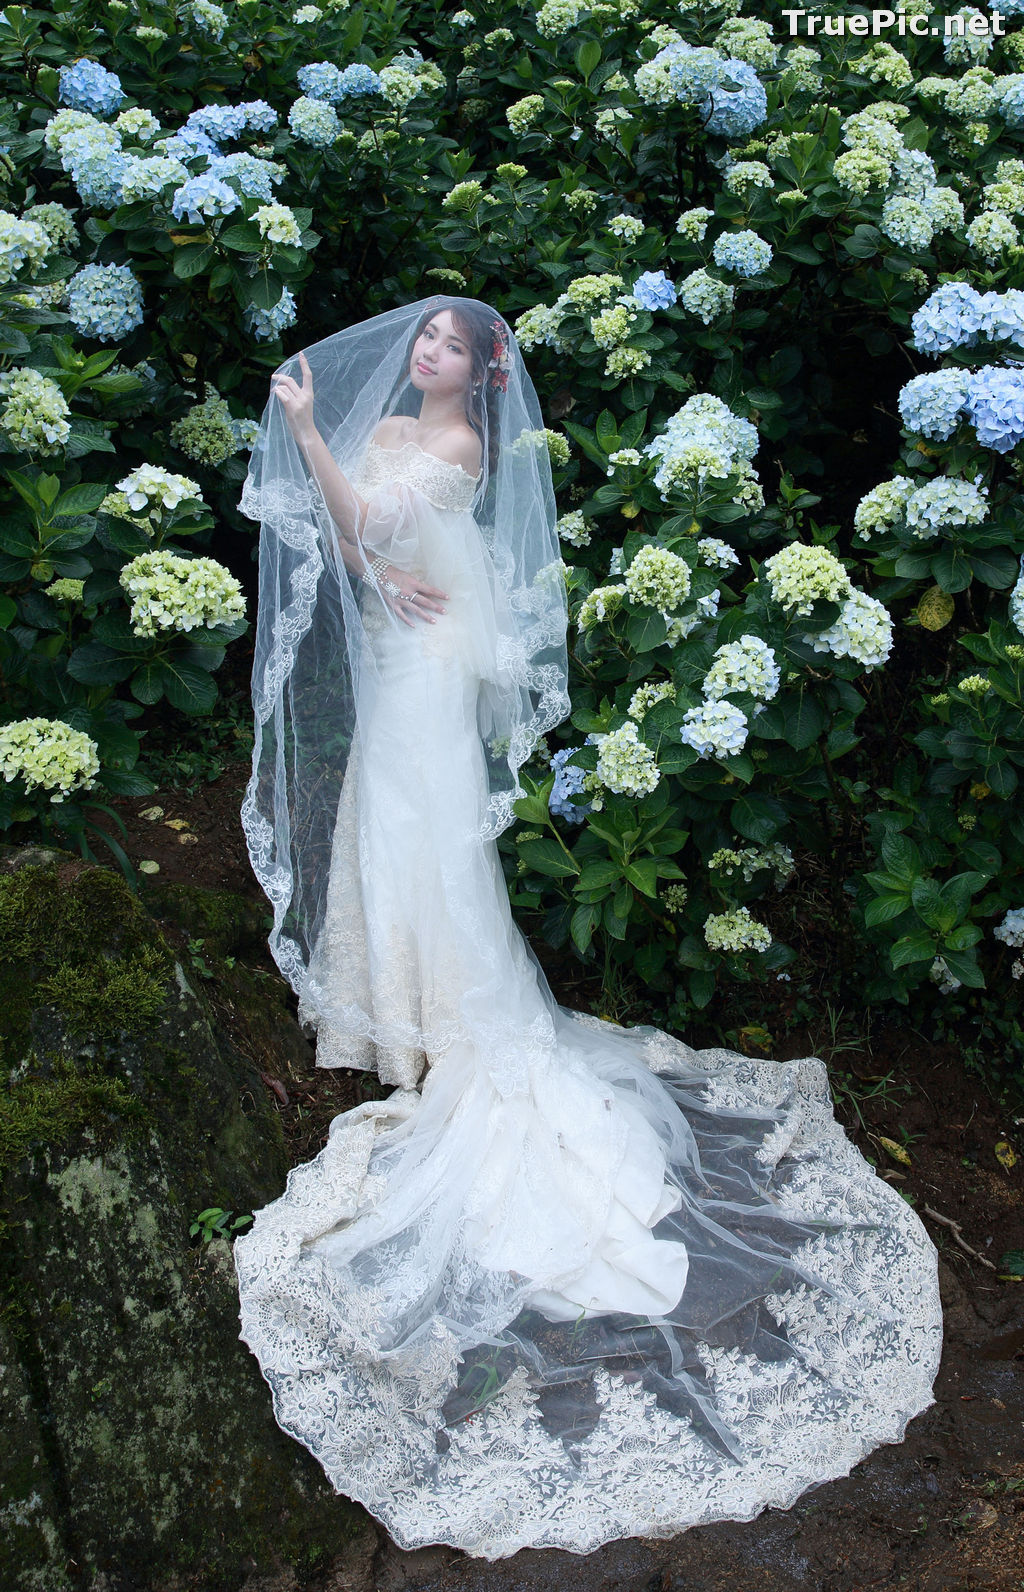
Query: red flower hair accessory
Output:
[[487, 318, 512, 392]]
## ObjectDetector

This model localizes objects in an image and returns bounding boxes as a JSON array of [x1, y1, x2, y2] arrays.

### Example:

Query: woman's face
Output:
[[409, 309, 475, 402]]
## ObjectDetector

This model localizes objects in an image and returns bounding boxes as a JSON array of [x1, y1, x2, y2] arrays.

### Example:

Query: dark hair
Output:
[[400, 297, 504, 481]]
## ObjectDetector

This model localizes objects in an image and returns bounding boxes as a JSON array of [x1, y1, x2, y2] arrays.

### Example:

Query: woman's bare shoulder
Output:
[[423, 426, 483, 477]]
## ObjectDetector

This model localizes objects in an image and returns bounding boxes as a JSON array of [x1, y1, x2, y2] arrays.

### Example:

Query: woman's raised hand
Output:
[[271, 350, 316, 446]]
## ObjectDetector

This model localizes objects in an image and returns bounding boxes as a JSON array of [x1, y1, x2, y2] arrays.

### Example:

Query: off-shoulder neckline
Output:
[[368, 436, 482, 482]]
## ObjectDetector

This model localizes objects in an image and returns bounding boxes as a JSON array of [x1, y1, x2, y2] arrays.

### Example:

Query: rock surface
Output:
[[0, 845, 363, 1591]]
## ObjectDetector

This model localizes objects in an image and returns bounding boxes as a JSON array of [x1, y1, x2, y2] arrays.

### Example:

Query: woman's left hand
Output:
[[380, 566, 448, 626]]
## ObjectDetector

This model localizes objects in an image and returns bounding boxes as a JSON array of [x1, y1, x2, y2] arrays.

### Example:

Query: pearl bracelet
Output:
[[362, 554, 390, 589]]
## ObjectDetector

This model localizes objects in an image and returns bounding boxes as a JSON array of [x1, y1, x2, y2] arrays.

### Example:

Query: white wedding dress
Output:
[[235, 439, 942, 1559]]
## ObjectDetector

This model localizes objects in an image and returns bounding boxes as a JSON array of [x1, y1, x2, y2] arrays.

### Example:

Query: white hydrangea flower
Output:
[[679, 699, 749, 759], [995, 907, 1024, 947], [905, 476, 989, 538], [803, 589, 894, 669], [253, 203, 301, 244], [556, 510, 593, 547], [117, 465, 203, 513], [697, 536, 740, 570], [593, 720, 661, 797], [854, 475, 916, 539], [0, 717, 100, 802], [704, 635, 781, 702], [763, 542, 852, 616], [704, 905, 772, 953], [120, 551, 246, 636]]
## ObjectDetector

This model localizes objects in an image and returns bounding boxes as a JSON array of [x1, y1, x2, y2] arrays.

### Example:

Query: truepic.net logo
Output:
[[778, 9, 1009, 35]]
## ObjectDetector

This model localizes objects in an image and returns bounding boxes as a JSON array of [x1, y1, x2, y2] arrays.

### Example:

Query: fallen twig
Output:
[[922, 1205, 997, 1270]]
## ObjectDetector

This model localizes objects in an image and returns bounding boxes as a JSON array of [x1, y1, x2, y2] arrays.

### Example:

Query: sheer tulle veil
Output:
[[238, 296, 571, 1001]]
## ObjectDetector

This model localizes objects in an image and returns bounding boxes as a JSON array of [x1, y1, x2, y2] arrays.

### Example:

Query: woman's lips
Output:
[[417, 362, 434, 374]]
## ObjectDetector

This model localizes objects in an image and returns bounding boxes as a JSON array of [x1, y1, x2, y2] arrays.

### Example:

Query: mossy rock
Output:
[[0, 847, 365, 1590]]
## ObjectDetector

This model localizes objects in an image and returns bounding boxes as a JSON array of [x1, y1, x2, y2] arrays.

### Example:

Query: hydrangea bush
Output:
[[1, 0, 1023, 1022]]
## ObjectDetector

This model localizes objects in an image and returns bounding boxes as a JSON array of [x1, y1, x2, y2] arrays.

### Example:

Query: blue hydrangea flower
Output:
[[632, 270, 677, 310], [297, 62, 342, 101], [288, 96, 341, 147], [206, 152, 284, 201], [663, 45, 726, 106], [548, 747, 590, 822], [338, 62, 384, 96], [239, 100, 279, 132], [65, 143, 128, 209], [171, 173, 242, 224], [979, 289, 1024, 350], [243, 286, 298, 341], [711, 228, 772, 276], [184, 104, 248, 145], [58, 60, 125, 118], [67, 262, 144, 342], [158, 128, 219, 161], [910, 281, 989, 354], [704, 58, 768, 138], [898, 369, 970, 439], [999, 74, 1024, 128], [964, 365, 1024, 451]]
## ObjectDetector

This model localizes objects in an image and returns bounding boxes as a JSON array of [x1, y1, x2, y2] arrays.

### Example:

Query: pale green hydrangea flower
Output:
[[763, 543, 851, 615], [254, 203, 301, 244], [662, 882, 688, 913], [628, 680, 675, 719], [507, 95, 545, 135], [593, 720, 661, 797], [170, 387, 239, 467], [624, 545, 692, 612], [0, 717, 100, 802], [120, 551, 245, 637], [577, 583, 627, 629], [704, 906, 772, 953], [0, 368, 71, 454]]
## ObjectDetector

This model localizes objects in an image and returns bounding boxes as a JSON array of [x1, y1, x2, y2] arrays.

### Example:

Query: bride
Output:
[[235, 296, 942, 1559]]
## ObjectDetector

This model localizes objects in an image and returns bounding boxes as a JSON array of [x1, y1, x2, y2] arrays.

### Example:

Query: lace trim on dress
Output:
[[355, 439, 480, 514]]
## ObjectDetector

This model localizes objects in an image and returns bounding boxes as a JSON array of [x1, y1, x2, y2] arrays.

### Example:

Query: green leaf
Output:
[[578, 857, 622, 890], [575, 38, 601, 80], [219, 223, 263, 254], [890, 929, 937, 968], [864, 894, 912, 927], [623, 858, 660, 897], [938, 947, 986, 989], [689, 968, 716, 1008], [626, 609, 669, 652], [129, 663, 165, 705], [730, 792, 787, 844], [881, 832, 922, 885], [595, 408, 618, 451], [158, 659, 218, 714], [517, 837, 580, 878], [97, 767, 155, 798], [55, 483, 107, 516], [172, 242, 215, 279], [570, 901, 600, 954]]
